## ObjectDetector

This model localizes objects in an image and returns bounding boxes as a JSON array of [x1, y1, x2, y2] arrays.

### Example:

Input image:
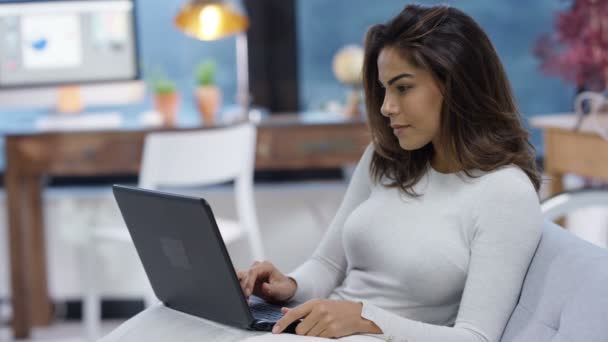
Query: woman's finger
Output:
[[319, 327, 333, 339], [293, 308, 323, 336], [245, 264, 271, 297], [261, 282, 276, 298], [306, 316, 330, 337], [237, 272, 246, 288], [236, 271, 248, 295], [244, 268, 260, 297], [273, 301, 313, 334]]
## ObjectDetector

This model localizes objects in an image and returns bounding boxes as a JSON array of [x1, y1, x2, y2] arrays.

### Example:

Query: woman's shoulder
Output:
[[475, 164, 539, 202], [479, 164, 533, 185], [470, 164, 542, 239], [363, 143, 376, 159]]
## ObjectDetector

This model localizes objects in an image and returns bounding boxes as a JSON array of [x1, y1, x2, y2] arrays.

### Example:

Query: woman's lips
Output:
[[392, 125, 412, 136]]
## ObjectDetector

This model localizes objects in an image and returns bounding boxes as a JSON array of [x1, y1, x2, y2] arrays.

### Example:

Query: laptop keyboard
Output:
[[248, 296, 285, 321]]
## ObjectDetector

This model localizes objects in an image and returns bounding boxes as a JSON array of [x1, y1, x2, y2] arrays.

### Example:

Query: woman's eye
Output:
[[397, 85, 412, 94]]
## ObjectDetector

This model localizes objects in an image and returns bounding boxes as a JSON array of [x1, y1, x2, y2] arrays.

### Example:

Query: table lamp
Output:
[[175, 0, 251, 120]]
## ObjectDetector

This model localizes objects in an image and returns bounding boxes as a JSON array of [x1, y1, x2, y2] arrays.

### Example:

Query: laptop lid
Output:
[[112, 184, 254, 329]]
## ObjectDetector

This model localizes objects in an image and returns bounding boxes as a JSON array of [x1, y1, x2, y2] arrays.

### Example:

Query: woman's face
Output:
[[377, 47, 444, 151]]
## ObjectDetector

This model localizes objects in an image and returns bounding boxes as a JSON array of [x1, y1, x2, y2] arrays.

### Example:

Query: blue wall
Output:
[[297, 0, 575, 152], [0, 0, 579, 160], [135, 0, 239, 102]]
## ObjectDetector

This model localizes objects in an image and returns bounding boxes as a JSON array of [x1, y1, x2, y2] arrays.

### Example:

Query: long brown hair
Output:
[[363, 4, 542, 197]]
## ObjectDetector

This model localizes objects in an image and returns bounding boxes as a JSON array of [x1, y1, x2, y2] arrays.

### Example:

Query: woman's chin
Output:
[[398, 139, 428, 151]]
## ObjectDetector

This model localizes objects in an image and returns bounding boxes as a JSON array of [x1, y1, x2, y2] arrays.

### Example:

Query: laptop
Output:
[[112, 184, 301, 334]]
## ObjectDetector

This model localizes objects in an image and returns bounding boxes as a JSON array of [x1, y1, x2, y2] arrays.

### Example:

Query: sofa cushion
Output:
[[501, 221, 608, 342]]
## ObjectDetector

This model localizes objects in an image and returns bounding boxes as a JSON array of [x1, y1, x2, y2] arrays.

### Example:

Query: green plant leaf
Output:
[[153, 79, 177, 94], [196, 60, 217, 86], [144, 64, 177, 94]]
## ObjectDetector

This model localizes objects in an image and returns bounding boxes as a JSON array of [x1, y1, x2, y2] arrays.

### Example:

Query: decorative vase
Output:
[[573, 90, 608, 139], [195, 86, 222, 125], [56, 85, 84, 114], [154, 92, 180, 127]]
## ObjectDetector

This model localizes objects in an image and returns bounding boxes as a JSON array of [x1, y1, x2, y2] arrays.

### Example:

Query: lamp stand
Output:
[[236, 32, 250, 120]]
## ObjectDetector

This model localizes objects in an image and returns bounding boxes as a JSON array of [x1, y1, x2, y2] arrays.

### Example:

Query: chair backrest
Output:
[[139, 124, 255, 188], [500, 220, 608, 342], [540, 189, 608, 221], [137, 123, 264, 260]]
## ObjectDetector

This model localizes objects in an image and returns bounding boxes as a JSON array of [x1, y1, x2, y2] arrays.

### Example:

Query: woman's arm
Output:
[[287, 144, 374, 302], [359, 168, 543, 342]]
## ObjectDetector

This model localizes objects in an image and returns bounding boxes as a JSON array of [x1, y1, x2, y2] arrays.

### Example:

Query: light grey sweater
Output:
[[288, 144, 542, 342]]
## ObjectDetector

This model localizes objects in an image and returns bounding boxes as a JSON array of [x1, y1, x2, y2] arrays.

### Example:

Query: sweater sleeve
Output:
[[287, 144, 374, 302], [359, 168, 543, 342]]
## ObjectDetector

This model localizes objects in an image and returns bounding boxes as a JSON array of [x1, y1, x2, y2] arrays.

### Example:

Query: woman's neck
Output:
[[430, 147, 461, 174]]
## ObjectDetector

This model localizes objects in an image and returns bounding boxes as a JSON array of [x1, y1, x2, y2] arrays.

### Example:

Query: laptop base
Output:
[[250, 320, 300, 334]]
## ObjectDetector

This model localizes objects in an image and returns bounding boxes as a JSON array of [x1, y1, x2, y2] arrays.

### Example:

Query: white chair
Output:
[[541, 188, 608, 222], [541, 188, 608, 248], [82, 123, 264, 341]]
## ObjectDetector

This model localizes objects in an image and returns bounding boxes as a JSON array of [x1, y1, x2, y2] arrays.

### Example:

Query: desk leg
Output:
[[549, 172, 566, 228], [25, 176, 53, 326], [7, 168, 30, 339]]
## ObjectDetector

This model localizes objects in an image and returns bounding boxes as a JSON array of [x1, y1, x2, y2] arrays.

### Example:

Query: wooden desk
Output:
[[6, 115, 370, 339], [530, 113, 608, 196]]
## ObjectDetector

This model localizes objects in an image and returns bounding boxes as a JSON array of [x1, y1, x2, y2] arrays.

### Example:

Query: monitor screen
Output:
[[0, 0, 139, 89]]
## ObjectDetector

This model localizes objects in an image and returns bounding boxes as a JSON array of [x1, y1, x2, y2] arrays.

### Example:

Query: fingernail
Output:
[[246, 289, 251, 296], [272, 325, 280, 334]]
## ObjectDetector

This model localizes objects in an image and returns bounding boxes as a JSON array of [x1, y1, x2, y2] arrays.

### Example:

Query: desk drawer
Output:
[[545, 130, 608, 178], [16, 132, 145, 176], [256, 124, 370, 169]]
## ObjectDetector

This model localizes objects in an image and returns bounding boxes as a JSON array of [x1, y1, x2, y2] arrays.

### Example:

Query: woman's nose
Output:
[[380, 95, 397, 117]]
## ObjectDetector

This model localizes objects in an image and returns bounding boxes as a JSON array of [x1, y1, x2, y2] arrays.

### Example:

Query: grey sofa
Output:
[[501, 220, 608, 342], [101, 220, 608, 342]]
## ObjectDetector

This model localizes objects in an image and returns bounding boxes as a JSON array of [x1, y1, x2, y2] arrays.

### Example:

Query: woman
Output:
[[239, 4, 542, 342]]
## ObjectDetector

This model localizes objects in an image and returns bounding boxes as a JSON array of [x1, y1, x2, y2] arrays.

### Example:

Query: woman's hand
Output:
[[272, 299, 382, 338], [236, 261, 297, 304]]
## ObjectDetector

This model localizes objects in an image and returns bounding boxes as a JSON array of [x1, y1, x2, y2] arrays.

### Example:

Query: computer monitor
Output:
[[0, 0, 143, 109]]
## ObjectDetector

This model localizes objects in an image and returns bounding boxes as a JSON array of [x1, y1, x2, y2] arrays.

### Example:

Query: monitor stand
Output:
[[35, 111, 124, 131], [33, 86, 124, 131], [35, 85, 123, 131]]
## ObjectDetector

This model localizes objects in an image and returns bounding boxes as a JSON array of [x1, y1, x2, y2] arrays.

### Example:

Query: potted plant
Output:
[[149, 66, 180, 127], [534, 1, 608, 129], [195, 60, 222, 125]]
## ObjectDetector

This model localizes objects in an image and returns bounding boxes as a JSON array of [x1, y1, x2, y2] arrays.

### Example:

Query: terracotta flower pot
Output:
[[195, 86, 222, 125], [154, 92, 180, 127]]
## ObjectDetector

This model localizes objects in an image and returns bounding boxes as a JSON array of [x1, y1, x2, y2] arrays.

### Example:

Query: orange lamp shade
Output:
[[174, 1, 249, 41]]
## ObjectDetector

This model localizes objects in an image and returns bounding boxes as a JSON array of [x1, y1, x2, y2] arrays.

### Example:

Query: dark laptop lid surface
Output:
[[112, 184, 254, 329]]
